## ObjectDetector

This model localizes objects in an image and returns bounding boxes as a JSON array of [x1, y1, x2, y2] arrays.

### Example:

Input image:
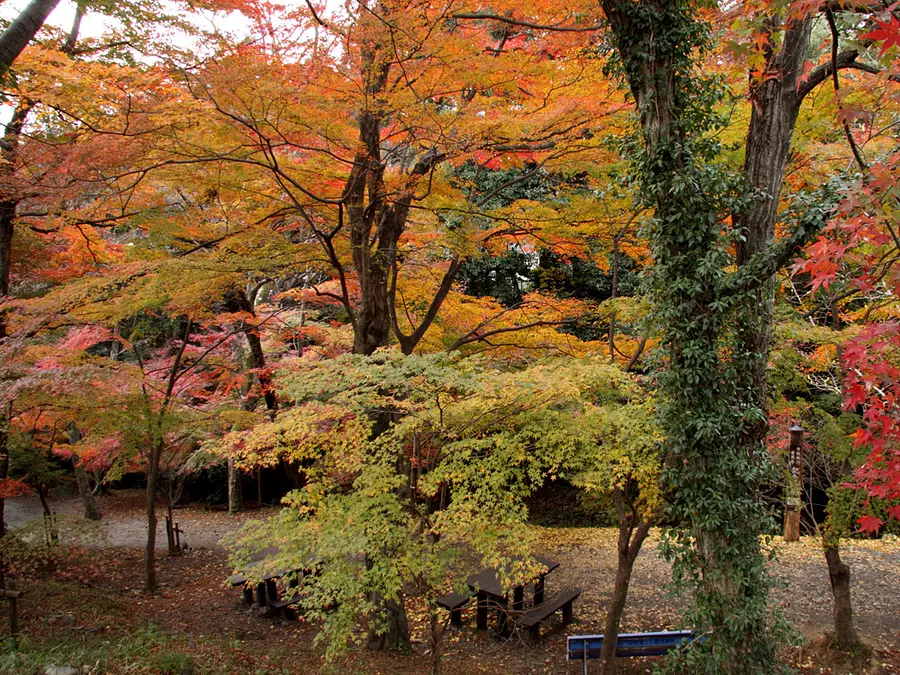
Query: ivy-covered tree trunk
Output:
[[601, 0, 790, 671], [228, 288, 277, 512], [366, 593, 410, 653]]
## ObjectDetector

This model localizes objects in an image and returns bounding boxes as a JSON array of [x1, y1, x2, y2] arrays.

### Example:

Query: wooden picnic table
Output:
[[466, 554, 560, 632]]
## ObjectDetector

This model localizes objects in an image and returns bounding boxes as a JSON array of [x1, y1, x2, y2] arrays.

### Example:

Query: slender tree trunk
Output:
[[145, 320, 191, 591], [597, 488, 652, 674], [0, 0, 62, 72], [0, 426, 8, 541], [165, 491, 177, 555], [823, 531, 860, 649], [67, 423, 101, 521], [0, 424, 7, 588], [145, 442, 161, 590], [227, 457, 244, 514]]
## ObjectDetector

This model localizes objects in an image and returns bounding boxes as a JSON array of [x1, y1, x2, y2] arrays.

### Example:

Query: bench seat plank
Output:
[[518, 587, 582, 629]]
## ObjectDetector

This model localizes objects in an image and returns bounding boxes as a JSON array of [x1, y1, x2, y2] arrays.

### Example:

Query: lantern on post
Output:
[[784, 424, 804, 542]]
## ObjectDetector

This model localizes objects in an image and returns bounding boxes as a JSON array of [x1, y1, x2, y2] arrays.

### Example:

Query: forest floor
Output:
[[2, 491, 899, 675]]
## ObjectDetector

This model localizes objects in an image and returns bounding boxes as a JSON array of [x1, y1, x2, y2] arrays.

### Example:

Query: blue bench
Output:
[[567, 630, 702, 673]]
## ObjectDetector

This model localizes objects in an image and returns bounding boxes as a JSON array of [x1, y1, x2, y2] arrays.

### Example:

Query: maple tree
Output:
[[219, 352, 652, 670]]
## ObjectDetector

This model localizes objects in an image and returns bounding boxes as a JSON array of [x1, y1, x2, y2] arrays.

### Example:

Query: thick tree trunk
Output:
[[0, 0, 61, 72], [823, 533, 860, 649], [734, 19, 812, 438], [367, 593, 410, 653], [597, 488, 652, 674]]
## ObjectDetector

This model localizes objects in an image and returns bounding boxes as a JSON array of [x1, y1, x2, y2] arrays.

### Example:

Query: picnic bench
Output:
[[229, 567, 301, 616], [464, 554, 560, 634], [515, 587, 581, 642], [567, 630, 702, 673]]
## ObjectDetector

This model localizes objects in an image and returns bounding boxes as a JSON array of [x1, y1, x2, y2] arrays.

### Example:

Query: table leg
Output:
[[242, 585, 254, 604], [476, 591, 488, 630], [535, 575, 545, 605], [255, 582, 266, 606], [265, 579, 278, 605], [497, 595, 509, 636], [513, 585, 524, 611]]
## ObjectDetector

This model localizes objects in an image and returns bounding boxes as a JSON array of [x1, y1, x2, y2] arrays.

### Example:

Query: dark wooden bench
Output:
[[515, 587, 581, 641], [567, 630, 703, 673], [436, 591, 471, 628]]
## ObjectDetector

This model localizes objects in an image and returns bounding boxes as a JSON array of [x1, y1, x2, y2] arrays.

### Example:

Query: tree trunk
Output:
[[823, 532, 860, 649], [145, 442, 161, 591], [429, 611, 444, 675], [165, 496, 178, 556], [67, 423, 101, 521], [0, 424, 7, 587], [734, 19, 812, 442], [367, 592, 410, 653], [597, 488, 652, 674], [227, 457, 244, 514], [73, 456, 101, 521], [0, 0, 62, 72]]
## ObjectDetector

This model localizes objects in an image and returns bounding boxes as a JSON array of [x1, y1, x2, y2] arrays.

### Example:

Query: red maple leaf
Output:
[[860, 16, 900, 56]]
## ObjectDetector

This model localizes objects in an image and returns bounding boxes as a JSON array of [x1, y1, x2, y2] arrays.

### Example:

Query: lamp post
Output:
[[784, 424, 804, 542]]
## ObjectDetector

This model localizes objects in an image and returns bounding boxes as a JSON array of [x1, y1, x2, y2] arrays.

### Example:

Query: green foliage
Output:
[[0, 623, 193, 674]]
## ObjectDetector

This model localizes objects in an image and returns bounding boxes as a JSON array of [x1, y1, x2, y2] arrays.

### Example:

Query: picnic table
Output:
[[466, 554, 560, 633]]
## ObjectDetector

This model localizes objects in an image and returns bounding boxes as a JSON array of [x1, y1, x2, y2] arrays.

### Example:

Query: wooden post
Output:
[[265, 579, 278, 605], [173, 523, 183, 552], [784, 424, 804, 542], [497, 595, 509, 636], [1, 589, 23, 646]]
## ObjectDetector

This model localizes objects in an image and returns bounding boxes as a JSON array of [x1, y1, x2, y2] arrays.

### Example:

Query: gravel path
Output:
[[7, 493, 899, 651], [4, 491, 272, 550]]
